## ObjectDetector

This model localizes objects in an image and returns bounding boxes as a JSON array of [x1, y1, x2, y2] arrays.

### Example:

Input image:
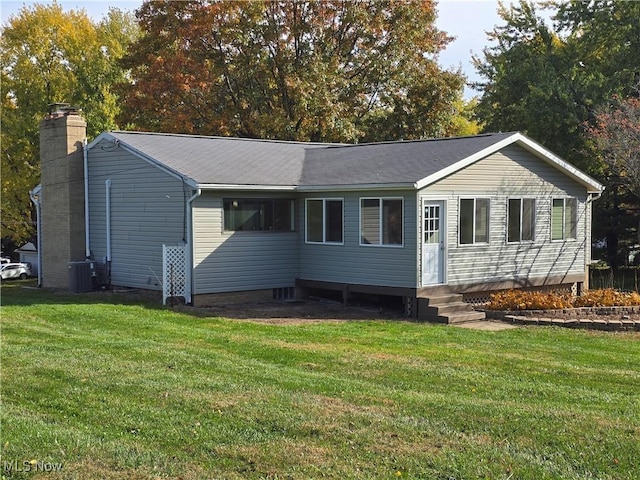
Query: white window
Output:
[[305, 198, 343, 244], [223, 199, 294, 232], [459, 198, 490, 245], [552, 197, 577, 240], [508, 198, 535, 243], [360, 197, 403, 246]]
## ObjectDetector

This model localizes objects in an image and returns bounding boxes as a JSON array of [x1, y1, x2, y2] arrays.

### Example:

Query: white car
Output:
[[0, 263, 31, 280]]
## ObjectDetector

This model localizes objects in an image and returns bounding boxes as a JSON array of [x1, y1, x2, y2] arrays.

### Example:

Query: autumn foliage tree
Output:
[[587, 96, 640, 200], [120, 0, 466, 142], [0, 4, 137, 245], [587, 96, 640, 260]]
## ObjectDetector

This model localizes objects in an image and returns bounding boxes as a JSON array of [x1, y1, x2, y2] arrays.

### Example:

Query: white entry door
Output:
[[422, 200, 445, 285]]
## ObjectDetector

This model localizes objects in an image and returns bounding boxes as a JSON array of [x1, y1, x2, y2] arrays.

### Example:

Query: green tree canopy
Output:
[[119, 0, 467, 143], [0, 3, 138, 244], [473, 0, 640, 173]]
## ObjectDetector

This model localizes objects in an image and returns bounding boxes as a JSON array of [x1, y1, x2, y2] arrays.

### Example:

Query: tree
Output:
[[0, 4, 138, 244], [120, 0, 466, 143], [587, 96, 640, 264], [554, 0, 640, 101], [472, 1, 593, 170], [473, 0, 640, 172], [587, 97, 640, 200]]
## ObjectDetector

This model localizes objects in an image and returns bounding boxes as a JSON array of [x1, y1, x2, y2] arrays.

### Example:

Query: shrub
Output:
[[487, 290, 573, 310], [574, 288, 640, 307], [486, 288, 640, 310]]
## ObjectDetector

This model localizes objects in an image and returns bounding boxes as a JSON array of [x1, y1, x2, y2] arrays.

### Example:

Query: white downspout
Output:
[[185, 188, 201, 304], [29, 188, 43, 287], [585, 190, 604, 293], [83, 138, 90, 259], [105, 179, 112, 262]]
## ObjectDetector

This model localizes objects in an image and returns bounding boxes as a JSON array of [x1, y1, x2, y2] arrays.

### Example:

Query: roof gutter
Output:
[[587, 189, 604, 202], [197, 184, 297, 191], [297, 183, 416, 192]]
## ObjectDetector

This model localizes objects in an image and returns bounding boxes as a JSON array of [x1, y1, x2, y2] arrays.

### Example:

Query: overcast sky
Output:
[[0, 0, 514, 99]]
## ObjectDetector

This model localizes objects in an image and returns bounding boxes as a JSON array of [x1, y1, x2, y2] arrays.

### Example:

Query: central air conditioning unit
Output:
[[68, 261, 93, 293]]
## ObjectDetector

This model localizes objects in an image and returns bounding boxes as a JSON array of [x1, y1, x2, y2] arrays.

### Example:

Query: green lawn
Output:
[[1, 282, 639, 480]]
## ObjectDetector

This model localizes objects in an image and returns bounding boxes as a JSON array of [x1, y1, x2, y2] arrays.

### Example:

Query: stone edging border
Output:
[[484, 306, 640, 331]]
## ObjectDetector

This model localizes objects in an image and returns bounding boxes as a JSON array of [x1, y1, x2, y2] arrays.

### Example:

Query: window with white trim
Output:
[[508, 198, 535, 243], [306, 198, 343, 244], [223, 199, 294, 232], [360, 197, 403, 246], [459, 198, 489, 244], [551, 197, 577, 240]]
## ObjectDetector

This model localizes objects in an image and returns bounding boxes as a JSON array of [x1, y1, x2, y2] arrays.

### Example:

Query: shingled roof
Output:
[[300, 133, 514, 187], [90, 131, 603, 192], [105, 131, 324, 187]]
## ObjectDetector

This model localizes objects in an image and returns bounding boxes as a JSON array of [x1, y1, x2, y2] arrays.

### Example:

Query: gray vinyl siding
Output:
[[421, 145, 589, 287], [192, 192, 299, 293], [87, 139, 186, 290], [299, 190, 417, 288]]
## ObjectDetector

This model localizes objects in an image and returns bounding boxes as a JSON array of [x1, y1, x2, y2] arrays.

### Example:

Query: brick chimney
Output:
[[39, 104, 87, 289]]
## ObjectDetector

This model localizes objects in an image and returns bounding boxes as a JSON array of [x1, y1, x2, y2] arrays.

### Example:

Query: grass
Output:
[[1, 281, 639, 479]]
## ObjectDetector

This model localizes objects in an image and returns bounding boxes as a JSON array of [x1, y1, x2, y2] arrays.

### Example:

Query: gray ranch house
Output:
[[37, 109, 603, 321]]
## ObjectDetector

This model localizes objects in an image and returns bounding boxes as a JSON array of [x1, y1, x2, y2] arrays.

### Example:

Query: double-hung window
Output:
[[508, 198, 535, 243], [360, 197, 403, 246], [306, 198, 343, 244], [223, 199, 294, 232], [459, 198, 490, 244], [551, 197, 577, 240]]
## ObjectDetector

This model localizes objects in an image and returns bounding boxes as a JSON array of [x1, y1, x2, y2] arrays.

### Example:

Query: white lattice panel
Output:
[[163, 244, 189, 305]]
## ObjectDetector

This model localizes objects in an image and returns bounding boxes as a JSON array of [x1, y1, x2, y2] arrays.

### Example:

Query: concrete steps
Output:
[[418, 294, 486, 324]]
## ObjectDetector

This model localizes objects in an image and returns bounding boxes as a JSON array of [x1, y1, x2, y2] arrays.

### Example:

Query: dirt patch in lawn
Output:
[[177, 298, 407, 324]]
